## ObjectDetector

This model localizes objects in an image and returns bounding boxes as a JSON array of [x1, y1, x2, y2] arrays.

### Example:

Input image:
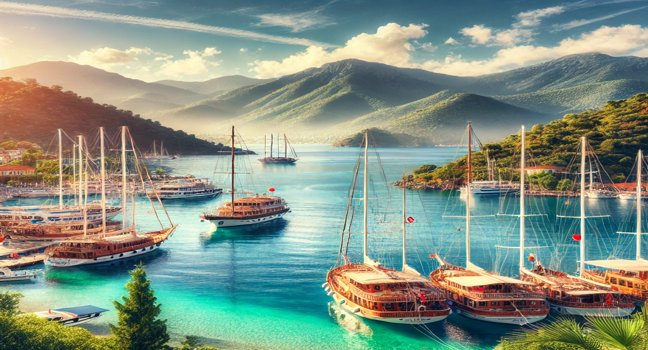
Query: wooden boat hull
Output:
[[549, 303, 634, 317], [45, 241, 163, 267], [205, 209, 288, 228], [330, 291, 449, 324]]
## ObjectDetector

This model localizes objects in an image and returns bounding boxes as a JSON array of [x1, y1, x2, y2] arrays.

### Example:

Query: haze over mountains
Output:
[[2, 53, 647, 143]]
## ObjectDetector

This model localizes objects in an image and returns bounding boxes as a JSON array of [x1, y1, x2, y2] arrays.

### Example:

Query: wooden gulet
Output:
[[324, 130, 451, 325], [258, 133, 298, 164], [583, 149, 648, 300], [519, 133, 634, 317], [45, 126, 177, 268], [201, 126, 290, 228], [429, 123, 549, 326]]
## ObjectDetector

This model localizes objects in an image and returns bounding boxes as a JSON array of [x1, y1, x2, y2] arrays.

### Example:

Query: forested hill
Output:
[[404, 93, 648, 189], [0, 78, 232, 155]]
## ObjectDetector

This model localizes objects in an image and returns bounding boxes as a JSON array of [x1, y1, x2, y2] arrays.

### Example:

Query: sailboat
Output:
[[518, 133, 634, 316], [429, 123, 549, 325], [45, 126, 177, 268], [258, 134, 298, 164], [0, 130, 120, 227], [460, 149, 517, 196], [583, 149, 648, 300], [143, 140, 174, 160], [201, 126, 290, 228], [324, 130, 451, 324]]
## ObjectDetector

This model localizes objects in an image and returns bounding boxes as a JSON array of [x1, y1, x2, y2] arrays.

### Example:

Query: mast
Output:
[[270, 134, 273, 158], [161, 140, 165, 156], [402, 179, 407, 270], [72, 144, 77, 206], [519, 126, 526, 272], [579, 137, 587, 276], [363, 129, 369, 264], [121, 126, 127, 228], [100, 127, 107, 233], [57, 128, 63, 209], [284, 134, 288, 158], [231, 125, 235, 215], [264, 135, 267, 158], [637, 149, 643, 260], [276, 133, 279, 158], [153, 140, 157, 157], [77, 136, 83, 205], [466, 123, 472, 267]]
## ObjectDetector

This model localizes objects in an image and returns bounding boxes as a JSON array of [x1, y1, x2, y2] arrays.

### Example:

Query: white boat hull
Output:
[[157, 192, 221, 200], [453, 307, 547, 325], [45, 242, 162, 268], [550, 304, 634, 317], [208, 211, 287, 228], [331, 292, 448, 324], [0, 275, 36, 282]]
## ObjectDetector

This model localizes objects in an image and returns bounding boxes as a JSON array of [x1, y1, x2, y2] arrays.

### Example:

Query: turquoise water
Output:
[[2, 145, 641, 349]]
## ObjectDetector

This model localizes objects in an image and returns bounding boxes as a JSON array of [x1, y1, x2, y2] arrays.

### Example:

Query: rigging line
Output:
[[337, 152, 362, 264], [128, 129, 167, 228], [344, 147, 364, 261]]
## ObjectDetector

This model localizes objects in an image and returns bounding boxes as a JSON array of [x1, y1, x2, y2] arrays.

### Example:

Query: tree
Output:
[[0, 291, 22, 315], [498, 307, 648, 350], [111, 263, 169, 350], [175, 336, 218, 350]]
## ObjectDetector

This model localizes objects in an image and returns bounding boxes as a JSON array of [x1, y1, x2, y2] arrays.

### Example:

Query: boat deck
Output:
[[0, 253, 47, 268]]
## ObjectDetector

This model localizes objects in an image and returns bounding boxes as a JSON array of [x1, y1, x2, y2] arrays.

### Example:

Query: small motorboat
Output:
[[0, 267, 38, 282], [32, 305, 109, 326]]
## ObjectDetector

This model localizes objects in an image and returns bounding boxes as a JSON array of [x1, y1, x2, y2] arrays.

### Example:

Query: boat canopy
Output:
[[54, 305, 108, 317], [345, 270, 429, 284], [585, 259, 648, 271], [561, 289, 617, 296], [446, 275, 535, 287]]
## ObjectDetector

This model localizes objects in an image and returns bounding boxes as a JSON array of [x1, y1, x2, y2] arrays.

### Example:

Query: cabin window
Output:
[[610, 277, 617, 284], [619, 280, 626, 286], [478, 301, 486, 307], [628, 281, 634, 288], [490, 301, 498, 306]]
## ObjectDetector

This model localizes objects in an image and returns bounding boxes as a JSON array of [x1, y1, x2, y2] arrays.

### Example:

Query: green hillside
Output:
[[386, 93, 548, 143], [0, 78, 238, 155], [333, 128, 431, 147], [405, 93, 648, 189]]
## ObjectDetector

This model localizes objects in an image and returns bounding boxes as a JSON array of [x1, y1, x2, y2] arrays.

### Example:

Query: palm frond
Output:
[[586, 315, 645, 350], [505, 319, 601, 350]]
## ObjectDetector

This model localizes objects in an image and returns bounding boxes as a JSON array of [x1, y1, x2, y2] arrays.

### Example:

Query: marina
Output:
[[2, 143, 645, 349]]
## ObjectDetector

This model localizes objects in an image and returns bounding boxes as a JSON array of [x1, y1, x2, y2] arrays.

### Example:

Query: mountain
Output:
[[156, 75, 272, 95], [386, 93, 548, 143], [465, 53, 648, 96], [0, 61, 205, 116], [333, 128, 432, 147], [0, 78, 231, 155], [3, 53, 648, 142]]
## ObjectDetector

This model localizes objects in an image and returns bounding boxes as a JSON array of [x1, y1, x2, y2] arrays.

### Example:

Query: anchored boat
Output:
[[202, 126, 290, 229], [33, 305, 108, 326], [258, 133, 298, 164], [518, 133, 633, 317], [325, 130, 451, 325], [429, 123, 549, 325]]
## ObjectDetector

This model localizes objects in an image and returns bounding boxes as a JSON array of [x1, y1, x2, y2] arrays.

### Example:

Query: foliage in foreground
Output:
[[498, 308, 648, 350]]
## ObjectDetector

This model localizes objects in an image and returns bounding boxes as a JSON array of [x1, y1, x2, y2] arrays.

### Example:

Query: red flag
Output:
[[572, 233, 582, 241], [407, 216, 415, 223]]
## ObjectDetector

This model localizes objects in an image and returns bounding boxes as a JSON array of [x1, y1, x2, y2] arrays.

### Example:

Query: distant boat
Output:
[[143, 139, 175, 160], [202, 126, 290, 228], [32, 305, 108, 326], [0, 267, 38, 282], [460, 150, 517, 196], [148, 177, 222, 200], [258, 134, 298, 164]]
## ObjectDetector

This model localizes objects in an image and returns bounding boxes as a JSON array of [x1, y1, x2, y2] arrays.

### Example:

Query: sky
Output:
[[1, 0, 648, 81]]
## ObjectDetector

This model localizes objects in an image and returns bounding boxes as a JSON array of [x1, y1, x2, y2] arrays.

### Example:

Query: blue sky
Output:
[[0, 0, 647, 81]]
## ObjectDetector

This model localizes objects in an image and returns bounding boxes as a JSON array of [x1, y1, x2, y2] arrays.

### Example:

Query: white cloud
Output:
[[0, 1, 333, 47], [461, 24, 492, 44], [70, 46, 152, 67], [514, 6, 564, 27], [68, 46, 221, 80], [422, 24, 648, 76], [554, 6, 648, 31], [256, 9, 331, 32], [252, 23, 427, 78], [160, 47, 221, 79], [444, 37, 459, 45], [239, 48, 248, 53]]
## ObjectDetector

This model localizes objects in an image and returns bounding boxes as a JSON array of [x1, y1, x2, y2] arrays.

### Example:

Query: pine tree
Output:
[[111, 263, 169, 350]]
